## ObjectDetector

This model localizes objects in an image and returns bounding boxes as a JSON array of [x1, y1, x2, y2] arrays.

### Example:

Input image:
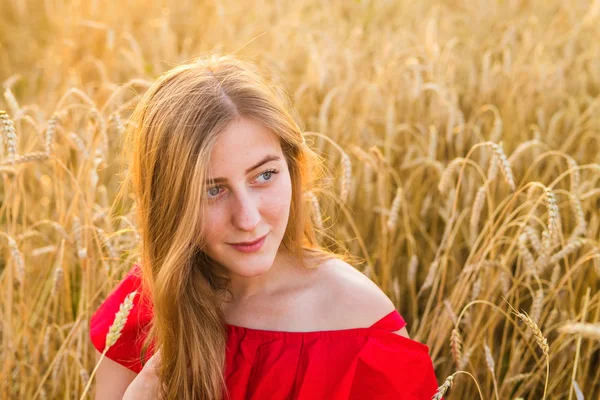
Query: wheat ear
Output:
[[558, 323, 600, 340], [432, 374, 454, 400], [488, 142, 516, 190], [80, 290, 137, 399], [0, 110, 18, 164], [340, 152, 352, 202]]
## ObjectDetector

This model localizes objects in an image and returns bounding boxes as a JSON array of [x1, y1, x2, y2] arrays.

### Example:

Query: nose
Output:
[[231, 189, 261, 232]]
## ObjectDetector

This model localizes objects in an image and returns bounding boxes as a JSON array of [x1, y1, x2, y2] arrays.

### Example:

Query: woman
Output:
[[89, 53, 439, 399]]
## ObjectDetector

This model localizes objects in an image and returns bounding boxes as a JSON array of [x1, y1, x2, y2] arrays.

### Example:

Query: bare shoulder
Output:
[[312, 257, 405, 335]]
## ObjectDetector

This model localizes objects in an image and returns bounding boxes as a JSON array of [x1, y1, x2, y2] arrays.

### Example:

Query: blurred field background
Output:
[[1, 0, 600, 398]]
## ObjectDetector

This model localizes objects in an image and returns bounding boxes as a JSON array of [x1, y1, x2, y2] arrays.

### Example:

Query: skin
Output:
[[95, 116, 409, 399], [201, 117, 294, 300]]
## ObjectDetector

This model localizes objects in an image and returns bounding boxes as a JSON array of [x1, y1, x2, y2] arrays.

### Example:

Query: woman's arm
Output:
[[93, 349, 137, 399], [94, 349, 161, 400]]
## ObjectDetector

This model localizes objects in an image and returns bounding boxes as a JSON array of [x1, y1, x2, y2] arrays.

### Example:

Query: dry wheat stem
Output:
[[306, 191, 324, 232], [386, 187, 402, 231], [488, 142, 516, 191], [0, 110, 18, 164], [340, 152, 352, 202], [549, 238, 586, 265], [469, 186, 486, 246], [45, 112, 60, 154], [450, 327, 463, 369], [407, 254, 418, 285], [518, 233, 537, 276], [4, 235, 25, 285], [487, 153, 499, 182], [544, 187, 560, 246], [433, 374, 454, 400], [484, 342, 499, 400], [438, 157, 465, 193], [80, 290, 137, 399], [525, 225, 543, 255], [514, 310, 550, 399], [558, 323, 600, 340]]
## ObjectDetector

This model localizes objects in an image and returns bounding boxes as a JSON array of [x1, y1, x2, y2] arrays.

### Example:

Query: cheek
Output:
[[203, 207, 226, 242], [263, 180, 292, 219]]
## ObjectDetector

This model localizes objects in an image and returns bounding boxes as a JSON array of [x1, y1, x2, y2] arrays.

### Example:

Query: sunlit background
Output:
[[1, 0, 599, 398]]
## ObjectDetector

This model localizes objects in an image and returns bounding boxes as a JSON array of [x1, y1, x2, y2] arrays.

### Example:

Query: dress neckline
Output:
[[224, 309, 400, 337]]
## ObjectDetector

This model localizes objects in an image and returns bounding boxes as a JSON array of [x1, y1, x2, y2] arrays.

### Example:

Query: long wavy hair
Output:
[[118, 53, 348, 399]]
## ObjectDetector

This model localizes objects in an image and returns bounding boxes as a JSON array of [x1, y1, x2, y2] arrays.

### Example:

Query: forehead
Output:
[[208, 117, 282, 173]]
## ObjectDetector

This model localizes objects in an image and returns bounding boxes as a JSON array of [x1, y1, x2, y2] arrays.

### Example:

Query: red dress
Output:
[[89, 265, 439, 399]]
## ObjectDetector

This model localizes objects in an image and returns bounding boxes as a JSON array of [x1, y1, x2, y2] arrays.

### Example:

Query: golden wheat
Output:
[[1, 1, 599, 399]]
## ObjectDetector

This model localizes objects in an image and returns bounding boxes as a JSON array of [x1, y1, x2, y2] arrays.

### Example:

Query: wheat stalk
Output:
[[516, 310, 549, 356], [484, 342, 499, 399], [566, 156, 580, 193], [3, 87, 20, 116], [438, 157, 465, 193], [420, 258, 439, 293], [443, 300, 458, 325], [0, 151, 49, 166], [72, 216, 88, 260], [407, 254, 418, 286], [45, 112, 60, 155], [549, 238, 585, 265], [469, 186, 486, 246], [525, 225, 543, 255], [507, 139, 543, 163], [504, 372, 533, 384], [340, 152, 352, 202], [544, 187, 560, 246], [109, 112, 126, 136], [433, 374, 454, 400], [386, 187, 402, 231], [569, 195, 587, 239], [499, 270, 510, 296], [42, 328, 51, 362], [531, 289, 544, 325], [593, 248, 600, 278], [96, 227, 118, 259], [0, 110, 18, 164], [487, 152, 499, 182], [69, 132, 89, 160], [544, 309, 559, 331], [306, 191, 324, 232], [450, 327, 463, 369], [51, 262, 63, 296], [518, 233, 537, 276], [6, 236, 24, 285], [488, 142, 516, 190], [470, 277, 482, 301], [80, 290, 137, 399], [550, 264, 560, 288], [515, 310, 550, 398], [558, 323, 600, 340], [419, 193, 431, 219]]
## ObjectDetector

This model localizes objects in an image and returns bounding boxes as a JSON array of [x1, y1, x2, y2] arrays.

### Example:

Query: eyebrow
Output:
[[205, 154, 282, 185]]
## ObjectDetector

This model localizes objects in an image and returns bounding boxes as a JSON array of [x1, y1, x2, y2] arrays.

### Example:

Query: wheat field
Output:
[[1, 0, 599, 398]]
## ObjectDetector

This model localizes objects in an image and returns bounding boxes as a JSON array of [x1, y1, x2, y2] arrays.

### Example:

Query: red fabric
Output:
[[90, 265, 439, 399]]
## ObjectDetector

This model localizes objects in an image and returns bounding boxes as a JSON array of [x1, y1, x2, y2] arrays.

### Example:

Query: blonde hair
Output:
[[117, 53, 346, 399]]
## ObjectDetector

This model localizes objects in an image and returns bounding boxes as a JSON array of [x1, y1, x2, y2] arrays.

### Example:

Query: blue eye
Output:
[[207, 186, 221, 198], [206, 169, 279, 201], [257, 169, 278, 183]]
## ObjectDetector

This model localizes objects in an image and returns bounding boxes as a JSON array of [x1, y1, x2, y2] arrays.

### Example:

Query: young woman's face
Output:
[[200, 117, 292, 278]]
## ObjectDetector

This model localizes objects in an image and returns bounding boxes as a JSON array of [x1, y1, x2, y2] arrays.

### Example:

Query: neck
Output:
[[226, 247, 297, 301]]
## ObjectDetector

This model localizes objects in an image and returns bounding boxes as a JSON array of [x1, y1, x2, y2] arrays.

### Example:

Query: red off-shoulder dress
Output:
[[89, 265, 439, 399]]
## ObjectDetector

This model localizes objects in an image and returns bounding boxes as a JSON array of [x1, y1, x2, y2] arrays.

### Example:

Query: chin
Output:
[[230, 262, 272, 278], [224, 252, 277, 277]]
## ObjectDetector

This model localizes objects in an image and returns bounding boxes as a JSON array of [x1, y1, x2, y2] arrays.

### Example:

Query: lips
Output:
[[229, 234, 267, 246]]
